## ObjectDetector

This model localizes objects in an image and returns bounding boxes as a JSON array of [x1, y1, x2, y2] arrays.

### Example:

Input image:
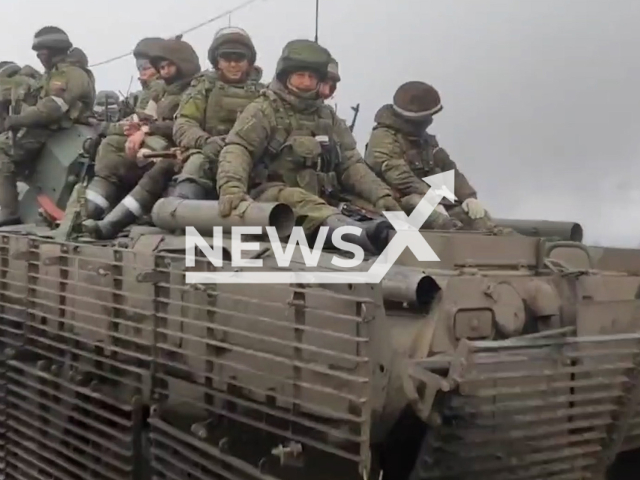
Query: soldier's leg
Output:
[[255, 185, 389, 254], [170, 152, 214, 200], [0, 129, 52, 225], [400, 194, 463, 230], [86, 135, 141, 220], [83, 157, 176, 240]]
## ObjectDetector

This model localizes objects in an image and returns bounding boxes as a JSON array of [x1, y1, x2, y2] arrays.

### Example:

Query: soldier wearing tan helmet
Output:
[[365, 80, 494, 231], [319, 56, 340, 100]]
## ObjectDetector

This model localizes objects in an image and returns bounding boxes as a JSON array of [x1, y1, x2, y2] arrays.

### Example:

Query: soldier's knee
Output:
[[180, 153, 209, 178]]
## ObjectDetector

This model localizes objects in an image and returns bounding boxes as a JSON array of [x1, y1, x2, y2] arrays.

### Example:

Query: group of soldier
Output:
[[0, 24, 495, 254]]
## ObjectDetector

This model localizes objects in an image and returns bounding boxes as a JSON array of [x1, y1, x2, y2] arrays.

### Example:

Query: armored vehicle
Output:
[[0, 128, 639, 480]]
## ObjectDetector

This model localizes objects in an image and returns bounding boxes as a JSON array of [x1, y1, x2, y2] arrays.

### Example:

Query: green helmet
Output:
[[95, 90, 120, 106], [133, 37, 164, 60], [327, 57, 340, 83], [32, 26, 72, 52], [392, 81, 443, 119], [208, 26, 256, 66], [94, 90, 121, 122], [0, 61, 20, 78], [275, 39, 331, 83], [149, 38, 201, 81]]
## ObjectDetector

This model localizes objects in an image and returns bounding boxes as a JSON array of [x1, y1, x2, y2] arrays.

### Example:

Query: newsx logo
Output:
[[185, 171, 456, 284]]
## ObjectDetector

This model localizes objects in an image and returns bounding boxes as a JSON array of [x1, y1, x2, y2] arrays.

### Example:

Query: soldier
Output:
[[170, 26, 264, 199], [365, 81, 491, 231], [216, 39, 401, 254], [94, 90, 121, 122], [0, 62, 40, 132], [82, 37, 201, 239], [0, 26, 95, 226], [319, 56, 339, 100], [82, 37, 166, 220]]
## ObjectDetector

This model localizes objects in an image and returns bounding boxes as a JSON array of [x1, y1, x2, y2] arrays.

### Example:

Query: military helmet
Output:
[[95, 90, 120, 106], [32, 26, 72, 52], [392, 81, 443, 119], [149, 38, 201, 80], [133, 37, 164, 60], [275, 39, 331, 82], [0, 61, 20, 78], [327, 57, 340, 83], [18, 65, 41, 79], [208, 26, 257, 66]]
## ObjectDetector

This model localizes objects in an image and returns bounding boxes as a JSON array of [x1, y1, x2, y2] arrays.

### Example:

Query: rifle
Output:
[[348, 103, 360, 132]]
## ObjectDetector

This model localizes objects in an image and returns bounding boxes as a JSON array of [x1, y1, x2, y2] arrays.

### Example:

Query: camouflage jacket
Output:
[[172, 66, 265, 150], [7, 53, 95, 130], [0, 74, 41, 132], [217, 79, 394, 206], [365, 104, 477, 202], [106, 79, 165, 137]]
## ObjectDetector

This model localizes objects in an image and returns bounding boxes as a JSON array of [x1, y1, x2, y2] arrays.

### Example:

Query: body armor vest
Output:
[[257, 90, 340, 198], [398, 133, 440, 179], [204, 78, 261, 136]]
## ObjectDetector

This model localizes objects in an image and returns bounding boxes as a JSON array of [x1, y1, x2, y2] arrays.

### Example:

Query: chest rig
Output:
[[204, 78, 261, 136], [399, 132, 440, 178], [258, 90, 340, 198]]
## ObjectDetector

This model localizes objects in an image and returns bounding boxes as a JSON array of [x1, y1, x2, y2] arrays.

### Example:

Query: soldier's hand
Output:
[[202, 136, 226, 160], [374, 195, 402, 212], [123, 121, 141, 136], [461, 198, 486, 219], [125, 130, 146, 159], [219, 192, 253, 217]]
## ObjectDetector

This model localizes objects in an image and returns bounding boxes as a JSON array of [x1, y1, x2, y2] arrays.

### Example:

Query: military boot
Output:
[[82, 190, 152, 240], [169, 180, 207, 200], [84, 176, 121, 220], [421, 209, 463, 231], [321, 214, 389, 255], [0, 173, 21, 226]]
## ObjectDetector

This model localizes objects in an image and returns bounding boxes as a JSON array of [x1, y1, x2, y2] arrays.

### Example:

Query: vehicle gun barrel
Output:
[[381, 266, 441, 306], [151, 197, 295, 238], [492, 218, 583, 242]]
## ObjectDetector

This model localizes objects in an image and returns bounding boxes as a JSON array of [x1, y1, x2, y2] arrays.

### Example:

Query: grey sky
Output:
[[2, 0, 639, 246]]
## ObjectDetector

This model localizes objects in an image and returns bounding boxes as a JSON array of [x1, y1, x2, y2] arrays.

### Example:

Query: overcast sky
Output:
[[2, 0, 639, 246]]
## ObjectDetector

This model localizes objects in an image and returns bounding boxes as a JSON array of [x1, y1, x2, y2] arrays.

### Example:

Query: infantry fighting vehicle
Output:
[[1, 125, 640, 480]]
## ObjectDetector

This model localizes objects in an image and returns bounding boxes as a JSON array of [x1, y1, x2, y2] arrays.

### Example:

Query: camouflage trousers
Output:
[[0, 128, 54, 177], [173, 151, 216, 197], [250, 182, 339, 233], [94, 135, 146, 190]]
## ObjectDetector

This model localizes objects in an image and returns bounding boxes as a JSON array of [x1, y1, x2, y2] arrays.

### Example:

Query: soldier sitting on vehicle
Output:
[[365, 81, 493, 231], [169, 26, 265, 200], [216, 39, 402, 255], [0, 26, 95, 226], [0, 61, 42, 133], [82, 37, 166, 222], [82, 37, 201, 240]]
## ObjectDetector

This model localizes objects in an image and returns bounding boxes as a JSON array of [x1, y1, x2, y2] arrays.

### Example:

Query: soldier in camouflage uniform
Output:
[[82, 37, 201, 239], [365, 81, 492, 231], [170, 26, 264, 199], [0, 26, 95, 226], [94, 90, 121, 122], [217, 39, 401, 254], [82, 38, 166, 220]]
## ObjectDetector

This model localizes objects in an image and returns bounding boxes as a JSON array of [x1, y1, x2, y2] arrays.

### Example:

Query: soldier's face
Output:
[[319, 80, 337, 100], [217, 53, 250, 82], [157, 60, 178, 81], [138, 63, 157, 84], [36, 49, 53, 70], [287, 71, 319, 93]]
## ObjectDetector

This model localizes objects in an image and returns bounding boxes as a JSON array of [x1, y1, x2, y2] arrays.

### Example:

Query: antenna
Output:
[[314, 0, 319, 42]]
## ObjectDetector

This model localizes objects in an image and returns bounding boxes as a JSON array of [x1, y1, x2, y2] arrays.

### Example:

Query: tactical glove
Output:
[[202, 136, 226, 160], [461, 198, 486, 219], [425, 210, 463, 230], [219, 187, 253, 217], [374, 195, 402, 212]]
